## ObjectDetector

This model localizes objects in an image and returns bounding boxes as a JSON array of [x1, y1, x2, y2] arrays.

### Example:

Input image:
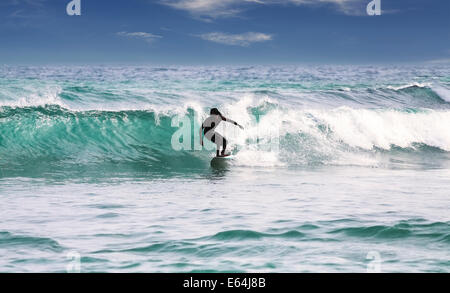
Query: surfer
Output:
[[199, 108, 244, 157]]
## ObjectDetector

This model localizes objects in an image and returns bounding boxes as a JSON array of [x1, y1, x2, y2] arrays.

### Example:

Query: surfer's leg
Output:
[[213, 133, 226, 156], [209, 133, 220, 157], [221, 138, 227, 156]]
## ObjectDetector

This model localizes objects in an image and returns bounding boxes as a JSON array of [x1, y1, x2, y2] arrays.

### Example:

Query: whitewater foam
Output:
[[387, 82, 431, 91]]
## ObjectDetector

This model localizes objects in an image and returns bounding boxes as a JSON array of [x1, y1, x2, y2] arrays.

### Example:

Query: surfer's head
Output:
[[210, 108, 221, 116]]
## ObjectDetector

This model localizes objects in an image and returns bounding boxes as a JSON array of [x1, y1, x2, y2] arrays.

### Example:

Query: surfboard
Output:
[[210, 154, 233, 167]]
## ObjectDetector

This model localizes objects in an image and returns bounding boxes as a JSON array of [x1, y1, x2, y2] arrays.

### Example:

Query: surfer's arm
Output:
[[222, 116, 244, 129]]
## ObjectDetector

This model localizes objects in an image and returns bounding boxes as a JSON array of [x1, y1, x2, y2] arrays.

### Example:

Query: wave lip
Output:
[[208, 229, 305, 241], [329, 221, 450, 241], [386, 82, 431, 91], [329, 226, 412, 239], [0, 231, 64, 252]]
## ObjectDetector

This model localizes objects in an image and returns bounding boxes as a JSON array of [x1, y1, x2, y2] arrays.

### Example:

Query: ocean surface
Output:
[[0, 65, 449, 272]]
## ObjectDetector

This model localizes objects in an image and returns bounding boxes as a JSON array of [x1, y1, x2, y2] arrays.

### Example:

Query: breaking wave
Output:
[[1, 65, 450, 176]]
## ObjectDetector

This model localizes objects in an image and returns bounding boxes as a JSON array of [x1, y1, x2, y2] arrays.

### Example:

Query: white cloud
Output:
[[117, 31, 163, 43], [161, 0, 245, 19], [197, 32, 273, 46], [8, 9, 27, 18], [1, 0, 47, 7], [2, 0, 47, 27], [161, 0, 368, 19]]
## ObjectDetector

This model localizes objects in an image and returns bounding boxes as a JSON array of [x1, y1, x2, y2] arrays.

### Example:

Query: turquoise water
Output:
[[0, 65, 449, 272]]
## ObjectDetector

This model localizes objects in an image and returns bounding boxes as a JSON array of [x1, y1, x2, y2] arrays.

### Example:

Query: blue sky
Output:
[[0, 0, 449, 64]]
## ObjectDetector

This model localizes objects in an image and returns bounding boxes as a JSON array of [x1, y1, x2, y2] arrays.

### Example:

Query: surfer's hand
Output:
[[234, 122, 244, 129]]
